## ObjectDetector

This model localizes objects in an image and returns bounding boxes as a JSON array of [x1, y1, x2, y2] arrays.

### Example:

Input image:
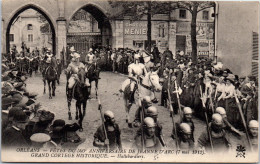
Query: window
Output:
[[28, 34, 33, 42], [27, 24, 33, 30], [159, 25, 165, 38], [9, 34, 14, 42], [203, 11, 209, 20], [179, 10, 186, 19]]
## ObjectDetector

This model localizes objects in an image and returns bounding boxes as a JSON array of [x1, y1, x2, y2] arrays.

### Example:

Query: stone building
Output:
[[1, 0, 258, 76]]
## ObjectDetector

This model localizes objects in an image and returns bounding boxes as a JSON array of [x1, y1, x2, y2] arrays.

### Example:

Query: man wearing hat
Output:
[[93, 110, 122, 150], [2, 110, 29, 147], [240, 75, 258, 123], [42, 119, 66, 148], [70, 46, 77, 61]]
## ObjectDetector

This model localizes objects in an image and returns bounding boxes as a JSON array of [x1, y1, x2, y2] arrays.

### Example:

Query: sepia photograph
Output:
[[1, 0, 259, 162]]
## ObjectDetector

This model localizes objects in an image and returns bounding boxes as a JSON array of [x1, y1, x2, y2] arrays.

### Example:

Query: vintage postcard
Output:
[[1, 0, 259, 162]]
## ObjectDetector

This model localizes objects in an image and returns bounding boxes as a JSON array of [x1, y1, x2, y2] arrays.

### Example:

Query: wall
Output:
[[217, 1, 259, 76]]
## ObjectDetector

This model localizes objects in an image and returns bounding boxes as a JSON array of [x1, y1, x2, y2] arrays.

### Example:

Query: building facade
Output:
[[1, 0, 258, 76]]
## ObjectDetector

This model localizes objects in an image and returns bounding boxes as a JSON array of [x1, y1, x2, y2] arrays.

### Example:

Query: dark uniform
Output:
[[2, 126, 30, 148]]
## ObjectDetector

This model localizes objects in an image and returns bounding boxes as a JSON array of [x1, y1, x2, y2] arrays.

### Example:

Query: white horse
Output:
[[121, 70, 162, 123]]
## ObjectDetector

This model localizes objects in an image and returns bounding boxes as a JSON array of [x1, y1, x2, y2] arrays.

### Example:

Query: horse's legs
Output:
[[75, 100, 79, 120], [83, 101, 87, 117], [95, 80, 98, 99], [77, 101, 83, 131], [124, 98, 131, 123], [66, 82, 72, 120], [48, 81, 52, 99], [43, 79, 46, 94], [52, 80, 56, 97]]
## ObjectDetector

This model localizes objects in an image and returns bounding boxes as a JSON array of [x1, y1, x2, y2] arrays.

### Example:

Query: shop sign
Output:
[[124, 21, 147, 35]]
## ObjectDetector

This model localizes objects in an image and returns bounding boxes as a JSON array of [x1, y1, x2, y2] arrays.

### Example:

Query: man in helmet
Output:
[[93, 110, 122, 150], [198, 113, 231, 152], [133, 117, 161, 150], [171, 107, 195, 142], [127, 51, 148, 104], [69, 46, 77, 61], [65, 52, 88, 99], [146, 106, 166, 147], [215, 107, 242, 136], [131, 96, 152, 127], [85, 48, 100, 79], [239, 120, 258, 151], [178, 123, 194, 150]]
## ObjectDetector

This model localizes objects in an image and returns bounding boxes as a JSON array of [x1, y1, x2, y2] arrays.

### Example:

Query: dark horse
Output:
[[85, 63, 100, 99], [66, 68, 89, 131], [43, 64, 57, 99]]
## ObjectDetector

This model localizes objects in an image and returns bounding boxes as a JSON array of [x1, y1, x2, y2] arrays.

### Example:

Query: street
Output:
[[25, 71, 241, 150]]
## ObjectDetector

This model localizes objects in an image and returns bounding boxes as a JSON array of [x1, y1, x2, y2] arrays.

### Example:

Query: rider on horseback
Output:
[[127, 52, 147, 104], [65, 52, 90, 98], [85, 48, 100, 79]]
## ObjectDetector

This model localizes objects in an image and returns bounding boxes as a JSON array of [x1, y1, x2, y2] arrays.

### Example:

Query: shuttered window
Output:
[[252, 32, 258, 78]]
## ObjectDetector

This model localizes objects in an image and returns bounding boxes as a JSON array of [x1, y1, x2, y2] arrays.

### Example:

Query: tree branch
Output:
[[197, 6, 214, 13]]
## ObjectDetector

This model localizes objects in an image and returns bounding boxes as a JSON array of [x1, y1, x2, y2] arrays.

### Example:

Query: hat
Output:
[[70, 46, 76, 52], [63, 123, 80, 132], [16, 96, 29, 107], [39, 110, 55, 124], [30, 133, 51, 143], [46, 48, 51, 52], [50, 119, 66, 139], [248, 75, 256, 82], [13, 110, 28, 123], [225, 74, 235, 82], [73, 53, 80, 59], [8, 107, 23, 118]]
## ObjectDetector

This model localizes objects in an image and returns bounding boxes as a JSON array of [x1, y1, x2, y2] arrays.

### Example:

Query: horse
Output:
[[43, 64, 57, 99], [85, 62, 100, 99], [121, 70, 162, 123], [66, 68, 89, 131]]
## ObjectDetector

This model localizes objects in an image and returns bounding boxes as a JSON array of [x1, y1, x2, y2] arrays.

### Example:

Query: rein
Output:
[[139, 73, 155, 91]]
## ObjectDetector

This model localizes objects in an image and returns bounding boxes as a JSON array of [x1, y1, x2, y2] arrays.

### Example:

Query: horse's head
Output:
[[148, 71, 162, 92], [78, 67, 86, 85]]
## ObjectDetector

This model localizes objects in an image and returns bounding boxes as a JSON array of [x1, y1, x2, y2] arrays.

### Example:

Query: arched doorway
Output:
[[67, 4, 112, 54], [6, 5, 56, 55]]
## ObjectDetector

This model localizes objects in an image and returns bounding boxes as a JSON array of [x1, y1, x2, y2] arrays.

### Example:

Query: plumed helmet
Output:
[[104, 110, 114, 119], [248, 120, 258, 128], [216, 107, 226, 115], [70, 46, 76, 52], [147, 106, 158, 116], [134, 53, 140, 59], [183, 107, 192, 114], [179, 123, 191, 134], [74, 53, 80, 59], [46, 48, 51, 52], [212, 113, 223, 126], [144, 117, 155, 128]]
